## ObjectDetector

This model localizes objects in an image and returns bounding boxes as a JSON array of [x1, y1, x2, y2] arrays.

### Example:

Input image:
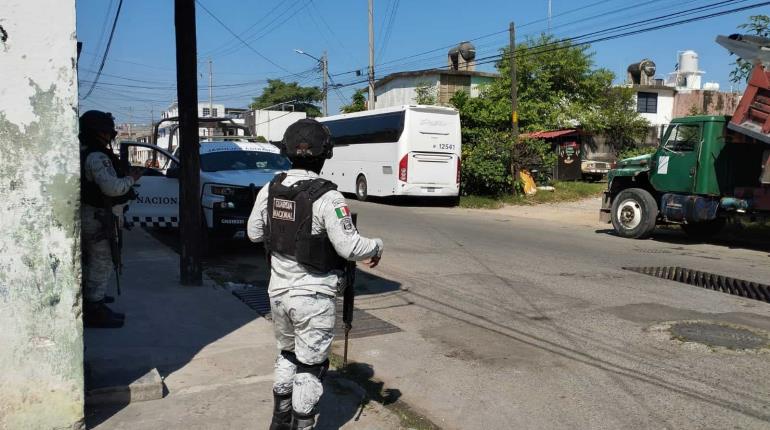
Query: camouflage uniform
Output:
[[247, 169, 383, 416], [81, 150, 134, 303]]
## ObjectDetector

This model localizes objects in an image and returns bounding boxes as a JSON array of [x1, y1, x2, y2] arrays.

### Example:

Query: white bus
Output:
[[318, 105, 461, 201]]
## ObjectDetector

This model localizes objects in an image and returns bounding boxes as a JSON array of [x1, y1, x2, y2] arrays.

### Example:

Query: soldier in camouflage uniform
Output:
[[248, 119, 384, 430], [80, 110, 143, 328]]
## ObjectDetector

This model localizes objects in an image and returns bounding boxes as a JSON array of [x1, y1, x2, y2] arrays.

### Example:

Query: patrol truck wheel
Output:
[[611, 188, 658, 239], [355, 175, 368, 201]]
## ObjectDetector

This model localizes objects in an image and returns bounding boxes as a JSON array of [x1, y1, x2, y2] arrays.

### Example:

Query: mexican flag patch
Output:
[[335, 206, 351, 219]]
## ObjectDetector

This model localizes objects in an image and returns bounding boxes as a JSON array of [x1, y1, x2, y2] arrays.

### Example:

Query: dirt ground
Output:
[[472, 196, 606, 228]]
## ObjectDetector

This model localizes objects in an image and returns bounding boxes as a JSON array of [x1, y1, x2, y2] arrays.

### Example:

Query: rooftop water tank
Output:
[[679, 50, 699, 73]]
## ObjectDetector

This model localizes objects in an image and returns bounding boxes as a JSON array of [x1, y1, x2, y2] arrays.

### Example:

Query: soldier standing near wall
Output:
[[247, 119, 384, 429], [79, 110, 143, 328]]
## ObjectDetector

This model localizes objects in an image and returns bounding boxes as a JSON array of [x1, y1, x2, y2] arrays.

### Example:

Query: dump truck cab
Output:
[[601, 33, 770, 239]]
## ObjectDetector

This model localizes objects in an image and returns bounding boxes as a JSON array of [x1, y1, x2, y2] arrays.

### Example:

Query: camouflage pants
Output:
[[82, 206, 113, 303], [270, 292, 336, 415]]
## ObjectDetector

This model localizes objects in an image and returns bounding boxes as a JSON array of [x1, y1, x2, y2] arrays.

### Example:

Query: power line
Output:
[[329, 0, 769, 88], [475, 0, 770, 68], [377, 0, 400, 60], [199, 0, 286, 58], [211, 0, 311, 60], [81, 0, 124, 100], [195, 0, 291, 72]]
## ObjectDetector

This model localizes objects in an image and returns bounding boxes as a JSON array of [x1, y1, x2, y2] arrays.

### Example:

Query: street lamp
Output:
[[294, 48, 328, 117]]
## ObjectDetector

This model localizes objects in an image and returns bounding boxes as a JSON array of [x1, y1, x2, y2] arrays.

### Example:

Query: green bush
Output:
[[617, 145, 656, 160], [461, 130, 512, 196], [460, 130, 555, 196]]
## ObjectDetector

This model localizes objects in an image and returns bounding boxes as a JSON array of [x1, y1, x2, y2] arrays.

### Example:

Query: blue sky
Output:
[[76, 0, 768, 123]]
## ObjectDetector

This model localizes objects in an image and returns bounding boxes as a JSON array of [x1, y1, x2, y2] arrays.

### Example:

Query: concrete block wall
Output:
[[0, 1, 84, 429]]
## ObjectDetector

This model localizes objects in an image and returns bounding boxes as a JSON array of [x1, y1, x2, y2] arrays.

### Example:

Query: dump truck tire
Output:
[[611, 188, 658, 239]]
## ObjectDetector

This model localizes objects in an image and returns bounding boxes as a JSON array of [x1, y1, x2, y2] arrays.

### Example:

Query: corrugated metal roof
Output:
[[521, 129, 578, 139]]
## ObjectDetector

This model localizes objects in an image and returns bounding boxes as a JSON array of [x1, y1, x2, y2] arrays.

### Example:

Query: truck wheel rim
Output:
[[617, 199, 642, 230], [358, 181, 365, 196]]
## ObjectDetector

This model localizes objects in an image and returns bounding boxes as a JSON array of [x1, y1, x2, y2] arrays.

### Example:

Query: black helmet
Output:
[[281, 119, 333, 160], [79, 110, 117, 138]]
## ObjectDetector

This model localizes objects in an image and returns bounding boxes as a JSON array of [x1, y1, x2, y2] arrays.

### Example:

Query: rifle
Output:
[[342, 213, 357, 367], [100, 199, 123, 296]]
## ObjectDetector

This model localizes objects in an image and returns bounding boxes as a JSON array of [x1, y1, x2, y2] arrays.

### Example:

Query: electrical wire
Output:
[[81, 0, 124, 100], [195, 0, 291, 72], [328, 1, 770, 89]]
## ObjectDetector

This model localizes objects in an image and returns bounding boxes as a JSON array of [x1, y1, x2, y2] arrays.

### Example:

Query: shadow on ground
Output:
[[342, 193, 458, 208], [85, 227, 406, 429], [595, 225, 770, 254]]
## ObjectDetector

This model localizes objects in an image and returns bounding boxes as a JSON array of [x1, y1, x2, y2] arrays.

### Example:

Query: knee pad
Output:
[[282, 350, 329, 381], [274, 352, 298, 395], [296, 359, 329, 382]]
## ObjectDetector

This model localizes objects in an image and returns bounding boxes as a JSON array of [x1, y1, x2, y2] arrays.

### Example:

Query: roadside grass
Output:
[[460, 181, 606, 209]]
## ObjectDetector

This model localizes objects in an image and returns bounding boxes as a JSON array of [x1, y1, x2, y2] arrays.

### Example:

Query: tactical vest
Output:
[[80, 144, 135, 207], [266, 173, 346, 273]]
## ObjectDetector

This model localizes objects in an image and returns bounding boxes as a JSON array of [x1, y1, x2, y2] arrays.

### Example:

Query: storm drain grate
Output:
[[623, 266, 770, 303], [232, 288, 272, 316], [231, 288, 402, 339]]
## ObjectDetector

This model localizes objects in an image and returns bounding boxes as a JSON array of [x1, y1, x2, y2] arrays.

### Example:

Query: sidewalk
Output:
[[84, 229, 402, 430]]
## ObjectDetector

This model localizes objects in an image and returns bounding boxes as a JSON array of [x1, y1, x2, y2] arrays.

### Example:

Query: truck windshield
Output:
[[662, 124, 700, 152], [200, 151, 291, 172]]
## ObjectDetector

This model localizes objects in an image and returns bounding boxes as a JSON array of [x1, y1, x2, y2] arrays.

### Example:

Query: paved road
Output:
[[204, 199, 770, 430]]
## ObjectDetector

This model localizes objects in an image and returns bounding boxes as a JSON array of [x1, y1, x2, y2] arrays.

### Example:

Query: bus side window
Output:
[[325, 111, 405, 145]]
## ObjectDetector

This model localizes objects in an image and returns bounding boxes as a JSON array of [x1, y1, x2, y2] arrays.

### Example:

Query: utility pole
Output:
[[127, 106, 133, 138], [208, 58, 213, 136], [208, 58, 213, 115], [368, 0, 375, 110], [509, 21, 519, 195], [322, 50, 329, 117], [548, 0, 552, 34], [174, 0, 202, 285]]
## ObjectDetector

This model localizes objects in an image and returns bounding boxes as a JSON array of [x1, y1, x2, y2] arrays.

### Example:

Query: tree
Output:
[[414, 81, 438, 105], [250, 79, 323, 117], [452, 34, 647, 151], [730, 15, 770, 84], [341, 89, 367, 113], [450, 34, 648, 195]]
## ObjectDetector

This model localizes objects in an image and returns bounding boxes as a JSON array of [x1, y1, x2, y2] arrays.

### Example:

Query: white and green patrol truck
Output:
[[119, 138, 291, 241]]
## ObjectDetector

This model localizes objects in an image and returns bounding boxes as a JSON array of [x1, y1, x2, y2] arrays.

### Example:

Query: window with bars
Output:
[[202, 107, 211, 116], [637, 92, 658, 114]]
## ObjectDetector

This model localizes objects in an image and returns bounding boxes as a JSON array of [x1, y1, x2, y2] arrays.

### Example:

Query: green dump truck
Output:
[[600, 34, 770, 239]]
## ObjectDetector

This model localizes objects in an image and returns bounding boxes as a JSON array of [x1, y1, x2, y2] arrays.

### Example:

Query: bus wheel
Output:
[[355, 175, 368, 201]]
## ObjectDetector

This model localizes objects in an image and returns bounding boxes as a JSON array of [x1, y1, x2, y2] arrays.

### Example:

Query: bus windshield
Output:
[[200, 151, 291, 172]]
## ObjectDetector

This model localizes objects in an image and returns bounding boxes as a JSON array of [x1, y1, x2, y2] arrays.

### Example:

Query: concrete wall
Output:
[[0, 1, 84, 429], [375, 74, 497, 108], [246, 110, 307, 142], [672, 90, 742, 117], [375, 74, 440, 108]]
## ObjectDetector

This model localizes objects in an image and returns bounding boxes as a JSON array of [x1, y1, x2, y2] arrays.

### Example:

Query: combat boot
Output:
[[291, 410, 317, 430], [268, 391, 293, 430], [84, 300, 124, 328]]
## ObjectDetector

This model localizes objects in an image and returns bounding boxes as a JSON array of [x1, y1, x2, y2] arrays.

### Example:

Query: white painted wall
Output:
[[374, 74, 496, 108], [634, 88, 675, 127], [251, 110, 307, 142], [0, 1, 84, 428], [375, 74, 440, 109]]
